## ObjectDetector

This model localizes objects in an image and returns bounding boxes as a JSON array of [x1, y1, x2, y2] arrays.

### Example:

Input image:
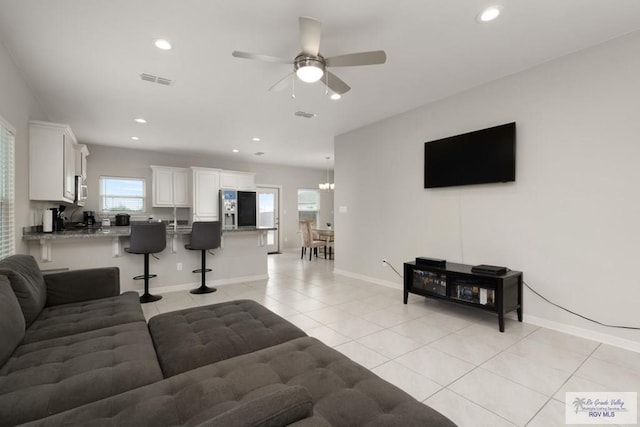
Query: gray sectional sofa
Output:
[[0, 255, 456, 426]]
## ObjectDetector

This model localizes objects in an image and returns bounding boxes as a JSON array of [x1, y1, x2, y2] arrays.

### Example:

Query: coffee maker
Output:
[[49, 206, 65, 231], [83, 211, 96, 227]]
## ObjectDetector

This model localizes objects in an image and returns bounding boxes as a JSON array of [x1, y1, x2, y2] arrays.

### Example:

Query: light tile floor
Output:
[[141, 251, 639, 427]]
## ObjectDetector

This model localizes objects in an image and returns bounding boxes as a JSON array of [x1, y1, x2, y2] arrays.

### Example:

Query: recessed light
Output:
[[329, 92, 341, 101], [154, 39, 172, 50], [477, 6, 502, 22], [131, 136, 140, 141], [252, 137, 261, 142], [232, 149, 239, 153], [134, 118, 147, 124]]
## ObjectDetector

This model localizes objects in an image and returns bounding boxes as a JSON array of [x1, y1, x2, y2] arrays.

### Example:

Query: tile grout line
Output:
[[523, 342, 603, 426]]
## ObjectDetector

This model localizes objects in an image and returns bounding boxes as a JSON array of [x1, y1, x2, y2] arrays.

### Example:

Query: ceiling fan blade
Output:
[[325, 50, 387, 67], [299, 17, 322, 56], [232, 50, 292, 64], [321, 71, 351, 95], [268, 73, 294, 92]]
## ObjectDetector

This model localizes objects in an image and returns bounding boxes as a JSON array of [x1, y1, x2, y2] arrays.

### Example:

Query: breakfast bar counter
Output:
[[23, 225, 277, 294]]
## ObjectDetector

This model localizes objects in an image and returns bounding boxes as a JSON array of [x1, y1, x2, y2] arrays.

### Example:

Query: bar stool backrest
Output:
[[127, 223, 167, 254], [186, 221, 221, 251]]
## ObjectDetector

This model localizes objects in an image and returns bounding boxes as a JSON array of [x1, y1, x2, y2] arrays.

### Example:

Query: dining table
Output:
[[312, 228, 334, 259]]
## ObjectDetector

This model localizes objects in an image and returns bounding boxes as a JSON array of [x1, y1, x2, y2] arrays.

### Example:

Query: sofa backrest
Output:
[[0, 255, 46, 327], [0, 275, 26, 366]]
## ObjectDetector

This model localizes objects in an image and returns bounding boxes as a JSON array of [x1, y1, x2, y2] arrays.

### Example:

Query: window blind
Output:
[[0, 116, 16, 260]]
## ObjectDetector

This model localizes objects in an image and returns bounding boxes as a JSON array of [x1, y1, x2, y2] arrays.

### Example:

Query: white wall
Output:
[[335, 31, 640, 349], [0, 40, 46, 254]]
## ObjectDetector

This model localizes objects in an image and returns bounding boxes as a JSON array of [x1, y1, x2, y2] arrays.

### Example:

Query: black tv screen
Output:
[[424, 122, 516, 188]]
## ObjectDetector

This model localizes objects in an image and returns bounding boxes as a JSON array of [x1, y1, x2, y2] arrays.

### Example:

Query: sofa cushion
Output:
[[44, 267, 120, 306], [23, 291, 145, 344], [0, 254, 47, 327], [193, 385, 313, 427], [148, 299, 307, 377], [23, 337, 455, 427], [24, 374, 313, 427], [0, 321, 163, 426], [0, 276, 26, 366]]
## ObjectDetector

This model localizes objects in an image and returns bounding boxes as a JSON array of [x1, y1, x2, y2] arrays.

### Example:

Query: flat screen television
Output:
[[424, 122, 516, 188]]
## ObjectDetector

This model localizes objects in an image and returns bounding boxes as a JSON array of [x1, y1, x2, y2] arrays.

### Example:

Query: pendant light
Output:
[[318, 157, 334, 191]]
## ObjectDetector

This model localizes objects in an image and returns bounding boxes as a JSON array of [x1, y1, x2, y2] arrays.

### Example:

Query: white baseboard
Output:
[[524, 314, 640, 353], [333, 269, 640, 353], [139, 274, 269, 295], [334, 268, 401, 290]]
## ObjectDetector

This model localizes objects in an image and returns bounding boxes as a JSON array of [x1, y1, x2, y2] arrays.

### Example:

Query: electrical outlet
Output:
[[177, 262, 183, 271]]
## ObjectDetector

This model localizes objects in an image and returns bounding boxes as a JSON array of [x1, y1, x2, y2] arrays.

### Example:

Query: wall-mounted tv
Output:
[[424, 122, 516, 189]]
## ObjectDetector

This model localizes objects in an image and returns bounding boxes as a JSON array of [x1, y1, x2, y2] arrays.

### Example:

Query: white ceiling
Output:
[[1, 1, 640, 169]]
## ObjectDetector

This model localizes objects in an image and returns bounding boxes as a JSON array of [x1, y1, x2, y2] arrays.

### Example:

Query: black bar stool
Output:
[[125, 222, 166, 303], [185, 221, 221, 294]]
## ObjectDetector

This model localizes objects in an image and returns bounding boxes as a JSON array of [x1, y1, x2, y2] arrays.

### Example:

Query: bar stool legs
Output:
[[135, 253, 162, 303], [190, 249, 217, 294]]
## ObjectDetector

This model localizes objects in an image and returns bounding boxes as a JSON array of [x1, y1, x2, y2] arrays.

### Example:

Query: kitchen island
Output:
[[23, 225, 276, 295]]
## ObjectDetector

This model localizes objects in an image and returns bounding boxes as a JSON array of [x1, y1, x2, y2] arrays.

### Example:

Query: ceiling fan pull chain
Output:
[[325, 72, 329, 95], [291, 74, 296, 99]]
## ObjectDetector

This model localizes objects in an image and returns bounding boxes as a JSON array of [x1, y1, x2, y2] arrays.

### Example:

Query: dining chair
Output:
[[299, 220, 324, 260]]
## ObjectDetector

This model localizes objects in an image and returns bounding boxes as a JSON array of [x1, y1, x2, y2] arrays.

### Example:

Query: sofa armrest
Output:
[[194, 385, 314, 427], [44, 267, 120, 306]]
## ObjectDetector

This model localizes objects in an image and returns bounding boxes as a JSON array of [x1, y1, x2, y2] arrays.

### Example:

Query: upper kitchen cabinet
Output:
[[192, 167, 220, 221], [74, 144, 89, 179], [29, 121, 77, 203], [219, 171, 256, 190], [151, 166, 190, 207]]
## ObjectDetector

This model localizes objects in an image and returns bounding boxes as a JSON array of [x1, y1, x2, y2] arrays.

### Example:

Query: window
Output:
[[0, 116, 15, 259], [99, 176, 145, 213], [298, 189, 320, 224]]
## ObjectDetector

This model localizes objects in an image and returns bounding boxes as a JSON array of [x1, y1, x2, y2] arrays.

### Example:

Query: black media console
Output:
[[403, 260, 523, 332]]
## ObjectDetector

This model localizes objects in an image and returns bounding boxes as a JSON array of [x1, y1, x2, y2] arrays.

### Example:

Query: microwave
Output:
[[75, 176, 88, 206]]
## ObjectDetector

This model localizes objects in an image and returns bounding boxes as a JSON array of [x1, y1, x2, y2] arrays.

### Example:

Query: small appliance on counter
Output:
[[115, 213, 130, 226], [83, 211, 96, 227], [42, 209, 53, 233], [48, 206, 65, 231]]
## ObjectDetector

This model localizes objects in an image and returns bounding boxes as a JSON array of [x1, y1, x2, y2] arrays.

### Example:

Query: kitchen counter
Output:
[[23, 226, 276, 240]]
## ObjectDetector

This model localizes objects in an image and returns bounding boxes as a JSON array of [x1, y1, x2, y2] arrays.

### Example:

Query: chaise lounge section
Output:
[[0, 255, 456, 426]]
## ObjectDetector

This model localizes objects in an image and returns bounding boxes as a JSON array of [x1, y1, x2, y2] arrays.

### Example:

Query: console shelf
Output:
[[403, 261, 523, 332]]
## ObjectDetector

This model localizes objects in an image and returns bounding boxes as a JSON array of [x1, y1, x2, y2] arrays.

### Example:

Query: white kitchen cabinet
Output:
[[151, 166, 190, 207], [192, 167, 220, 221], [29, 121, 77, 203], [219, 170, 256, 190], [74, 144, 89, 179]]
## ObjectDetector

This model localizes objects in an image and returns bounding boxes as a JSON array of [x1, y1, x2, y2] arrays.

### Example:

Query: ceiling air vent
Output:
[[254, 152, 265, 156], [294, 111, 316, 119], [139, 73, 174, 86]]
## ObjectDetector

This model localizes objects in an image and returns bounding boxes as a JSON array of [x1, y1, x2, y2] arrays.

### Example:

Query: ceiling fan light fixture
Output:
[[294, 56, 325, 83], [329, 92, 341, 100], [296, 65, 323, 83]]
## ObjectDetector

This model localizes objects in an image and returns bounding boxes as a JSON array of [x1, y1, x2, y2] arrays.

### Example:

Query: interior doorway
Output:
[[257, 186, 280, 254]]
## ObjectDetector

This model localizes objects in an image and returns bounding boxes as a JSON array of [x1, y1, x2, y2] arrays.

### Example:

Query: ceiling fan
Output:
[[232, 16, 387, 97]]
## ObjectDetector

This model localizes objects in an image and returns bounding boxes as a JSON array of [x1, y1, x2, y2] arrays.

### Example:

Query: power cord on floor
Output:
[[523, 280, 640, 330]]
